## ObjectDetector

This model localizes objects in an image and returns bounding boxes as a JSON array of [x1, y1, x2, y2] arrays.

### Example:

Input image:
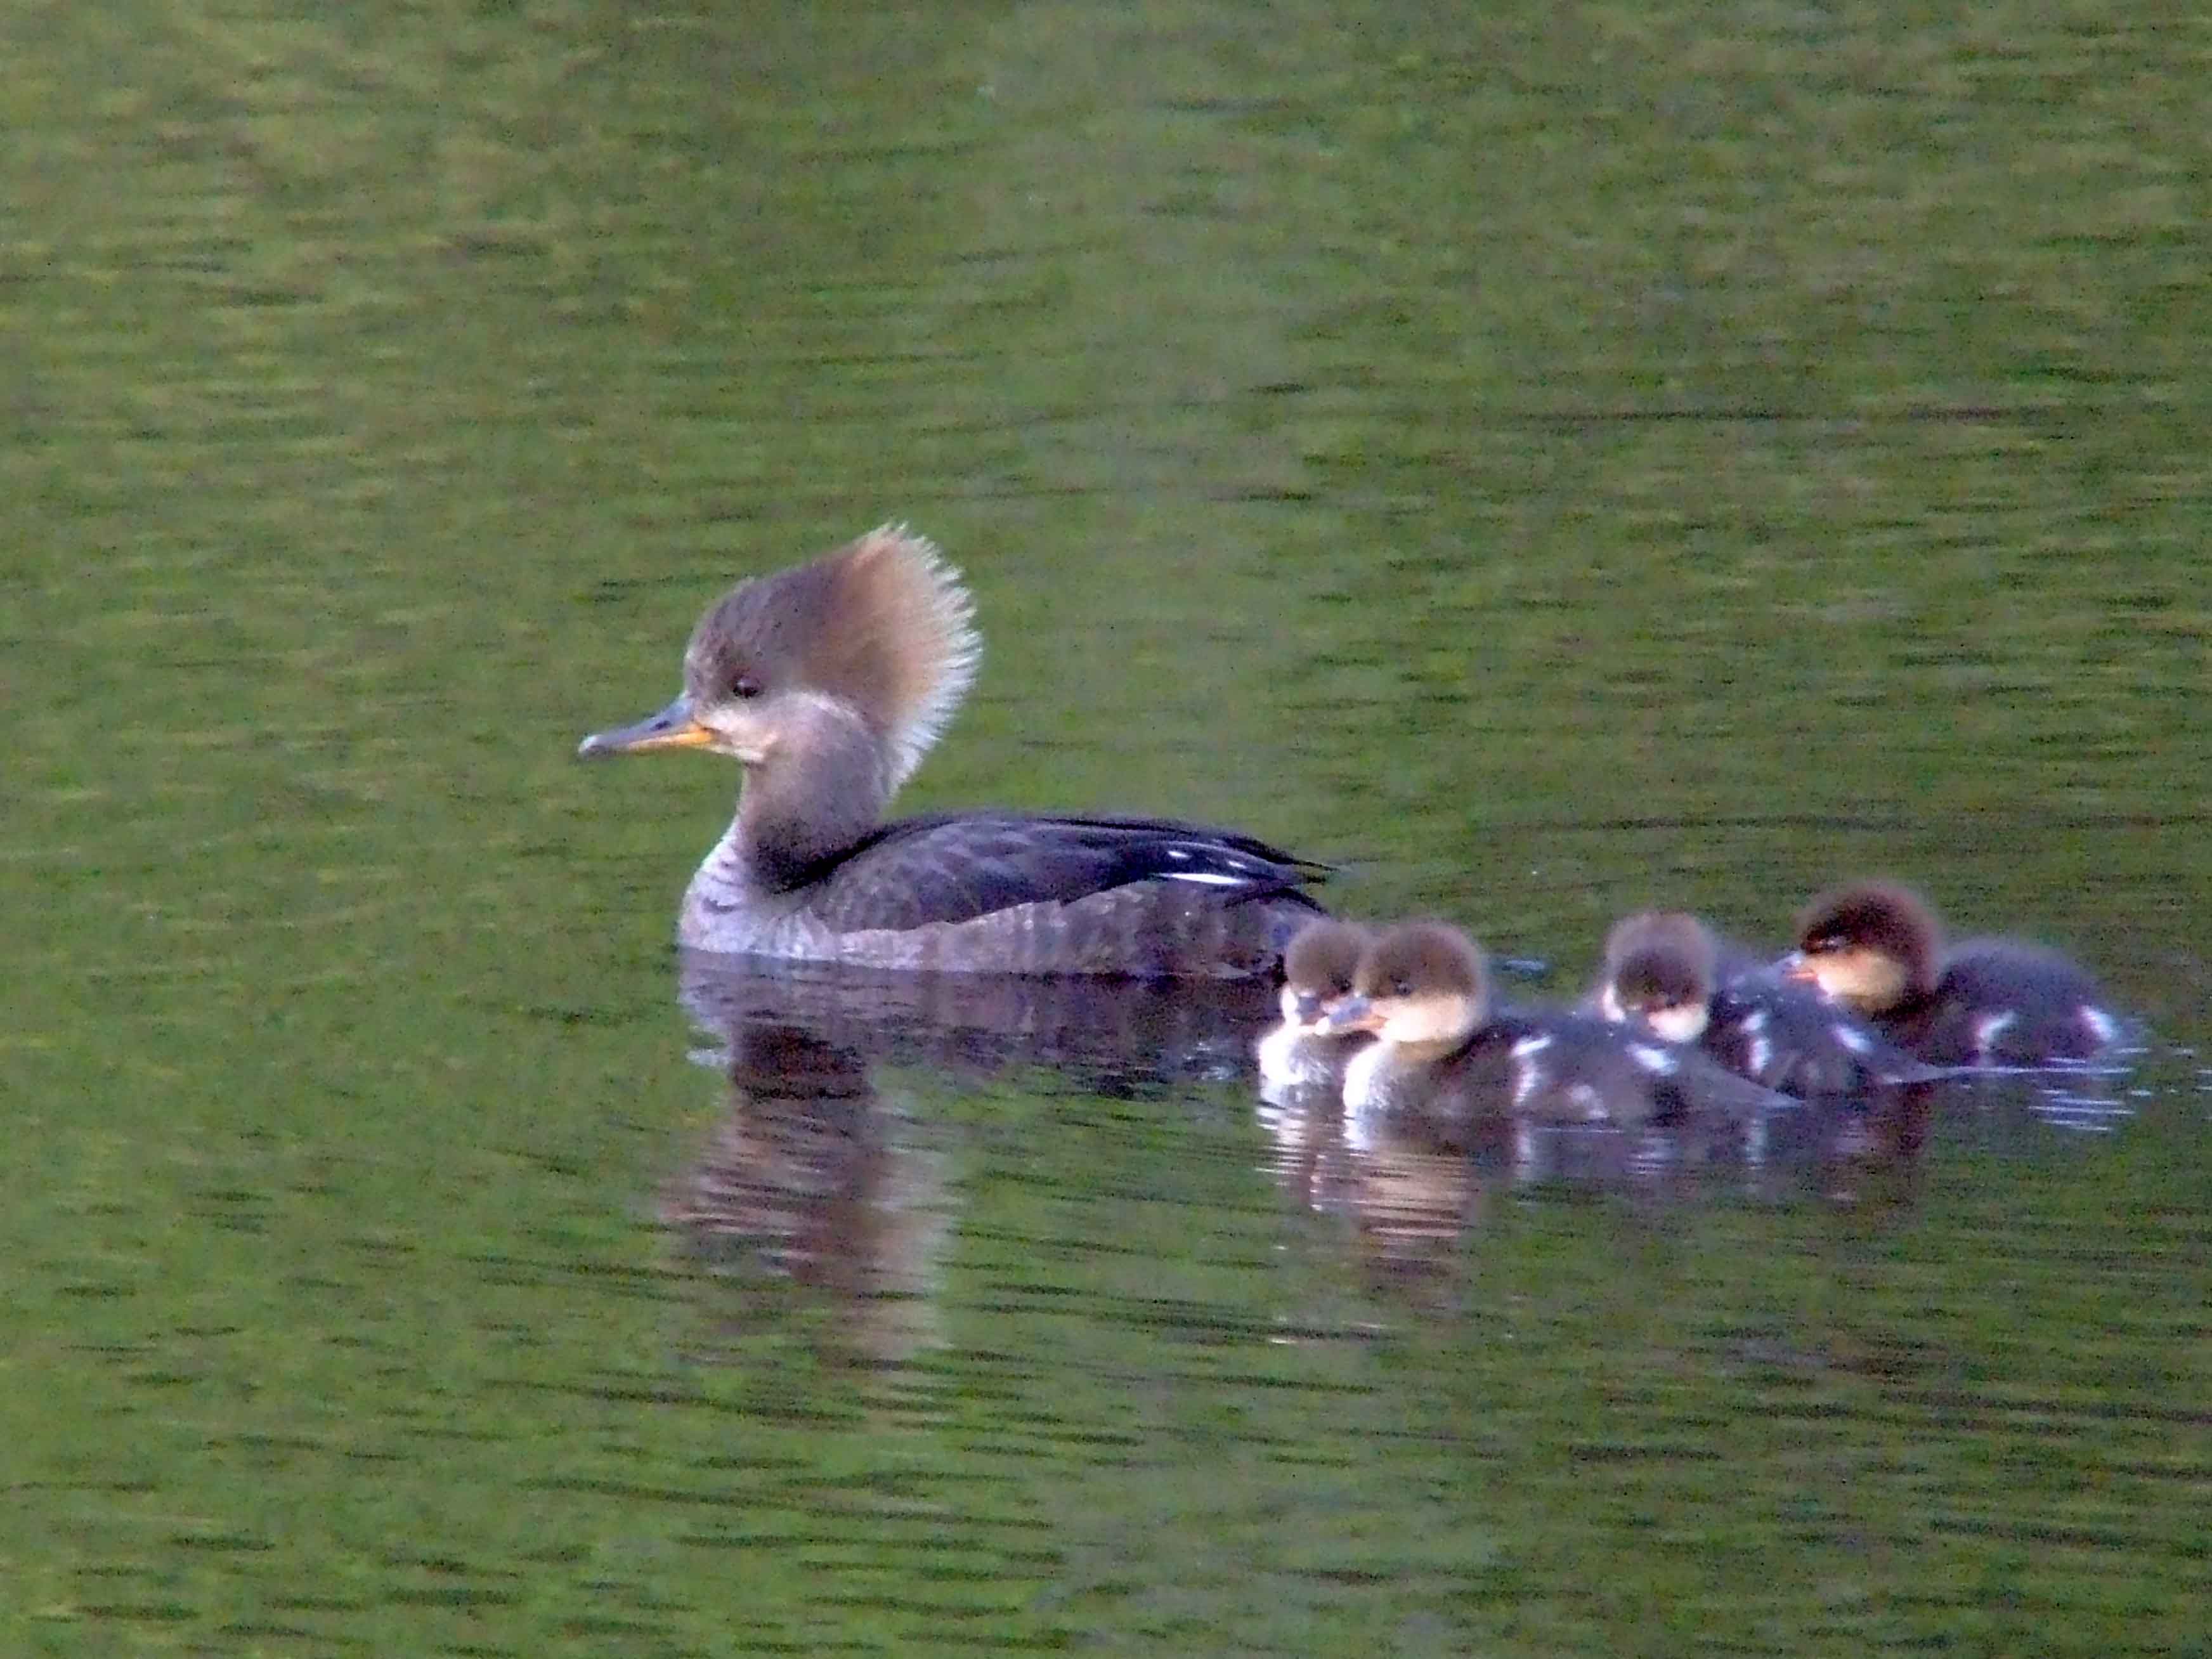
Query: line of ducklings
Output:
[[1259, 882, 2122, 1140]]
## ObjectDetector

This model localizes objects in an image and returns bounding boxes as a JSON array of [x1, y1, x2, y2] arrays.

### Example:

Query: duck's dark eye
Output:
[[730, 675, 763, 700]]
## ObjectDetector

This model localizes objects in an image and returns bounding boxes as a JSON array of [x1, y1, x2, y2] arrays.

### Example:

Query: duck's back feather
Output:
[[785, 811, 1329, 932]]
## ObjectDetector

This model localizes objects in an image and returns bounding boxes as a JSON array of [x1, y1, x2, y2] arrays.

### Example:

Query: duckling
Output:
[[579, 526, 1327, 975], [1255, 919, 1373, 1093], [1596, 909, 1940, 1097], [1783, 881, 2121, 1065], [1320, 920, 1789, 1133]]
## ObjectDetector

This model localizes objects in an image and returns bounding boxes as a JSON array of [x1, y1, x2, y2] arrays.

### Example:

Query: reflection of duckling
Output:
[[1255, 920, 1372, 1092], [1321, 921, 1788, 1131], [1596, 909, 1939, 1097], [1783, 881, 2121, 1065], [580, 525, 1326, 974]]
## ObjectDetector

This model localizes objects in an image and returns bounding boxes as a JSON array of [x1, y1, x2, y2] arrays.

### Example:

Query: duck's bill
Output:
[[1315, 994, 1381, 1036], [577, 696, 714, 757]]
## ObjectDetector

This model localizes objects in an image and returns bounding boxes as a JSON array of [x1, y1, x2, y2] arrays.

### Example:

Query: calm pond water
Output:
[[6, 3, 2208, 1654]]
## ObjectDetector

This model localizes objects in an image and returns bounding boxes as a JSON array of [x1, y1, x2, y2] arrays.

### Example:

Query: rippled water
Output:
[[6, 4, 2209, 1654]]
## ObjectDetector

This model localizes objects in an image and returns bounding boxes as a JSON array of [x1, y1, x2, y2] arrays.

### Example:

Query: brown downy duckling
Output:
[[1322, 920, 1790, 1131], [1782, 881, 2121, 1065], [1596, 909, 1940, 1097], [1256, 919, 1374, 1092]]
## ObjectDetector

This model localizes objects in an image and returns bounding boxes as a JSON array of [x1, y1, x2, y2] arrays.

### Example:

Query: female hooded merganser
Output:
[[578, 526, 1326, 975], [1781, 881, 2121, 1065], [1596, 910, 1939, 1098], [1320, 921, 1788, 1131], [1255, 919, 1372, 1093]]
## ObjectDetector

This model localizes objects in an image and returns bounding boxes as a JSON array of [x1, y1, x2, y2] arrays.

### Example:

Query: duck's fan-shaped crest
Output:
[[685, 524, 980, 790]]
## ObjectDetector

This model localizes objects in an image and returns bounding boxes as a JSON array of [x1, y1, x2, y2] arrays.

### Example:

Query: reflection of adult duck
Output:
[[677, 955, 1279, 1095], [1321, 921, 1790, 1129], [580, 524, 1325, 975], [1782, 881, 2121, 1065], [1594, 909, 1938, 1098], [660, 1019, 954, 1366]]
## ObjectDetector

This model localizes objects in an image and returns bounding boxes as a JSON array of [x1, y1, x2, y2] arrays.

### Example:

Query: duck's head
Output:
[[1781, 880, 1942, 1013], [578, 526, 981, 859], [1278, 920, 1371, 1029], [1319, 921, 1491, 1055], [1597, 911, 1717, 1043]]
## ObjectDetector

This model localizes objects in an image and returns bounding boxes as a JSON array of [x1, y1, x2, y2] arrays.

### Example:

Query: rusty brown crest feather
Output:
[[683, 525, 980, 789]]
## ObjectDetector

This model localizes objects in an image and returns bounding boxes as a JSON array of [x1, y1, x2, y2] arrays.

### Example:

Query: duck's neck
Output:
[[727, 699, 901, 894]]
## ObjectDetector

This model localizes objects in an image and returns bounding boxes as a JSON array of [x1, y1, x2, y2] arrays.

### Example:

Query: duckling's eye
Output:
[[1388, 977, 1410, 997], [729, 674, 763, 700]]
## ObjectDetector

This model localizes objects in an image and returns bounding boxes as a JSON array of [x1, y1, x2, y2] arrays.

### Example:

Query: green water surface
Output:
[[4, 3, 2208, 1654]]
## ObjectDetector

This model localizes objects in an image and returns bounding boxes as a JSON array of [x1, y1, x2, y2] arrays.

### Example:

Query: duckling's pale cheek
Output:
[[1645, 1003, 1709, 1044], [1808, 947, 1908, 1013], [1385, 994, 1471, 1050]]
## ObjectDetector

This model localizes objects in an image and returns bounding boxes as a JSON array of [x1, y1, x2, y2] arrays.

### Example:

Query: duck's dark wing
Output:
[[793, 811, 1329, 932]]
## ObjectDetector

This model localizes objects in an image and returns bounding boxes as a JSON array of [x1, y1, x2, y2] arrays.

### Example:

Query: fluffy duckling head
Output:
[[1278, 919, 1372, 1028], [1320, 921, 1492, 1056], [1597, 911, 1718, 1044], [1784, 880, 1943, 1013]]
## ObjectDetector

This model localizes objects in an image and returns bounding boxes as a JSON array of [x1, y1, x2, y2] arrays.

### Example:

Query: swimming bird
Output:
[[1321, 920, 1790, 1132], [578, 525, 1326, 975], [1255, 918, 1373, 1093], [1781, 880, 2121, 1065], [1596, 909, 1940, 1097]]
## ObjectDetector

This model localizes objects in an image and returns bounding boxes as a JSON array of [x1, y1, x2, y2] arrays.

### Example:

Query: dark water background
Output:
[[5, 4, 2208, 1653]]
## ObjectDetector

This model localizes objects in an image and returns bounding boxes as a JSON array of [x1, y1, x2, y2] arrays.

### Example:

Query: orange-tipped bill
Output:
[[578, 695, 715, 757]]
